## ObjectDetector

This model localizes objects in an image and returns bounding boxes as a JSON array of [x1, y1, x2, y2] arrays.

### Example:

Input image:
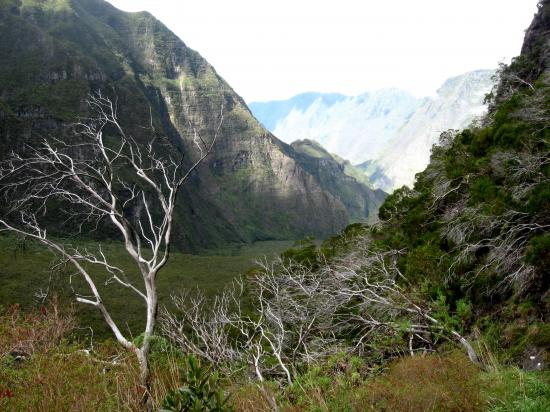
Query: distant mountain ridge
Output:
[[250, 89, 419, 164], [0, 0, 385, 250], [250, 70, 495, 192], [249, 92, 347, 131], [368, 70, 494, 191]]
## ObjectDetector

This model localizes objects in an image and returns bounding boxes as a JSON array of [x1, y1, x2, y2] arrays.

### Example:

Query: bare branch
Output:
[[0, 91, 224, 392]]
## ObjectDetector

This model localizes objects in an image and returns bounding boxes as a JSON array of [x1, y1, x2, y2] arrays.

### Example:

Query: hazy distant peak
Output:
[[250, 69, 496, 192], [436, 69, 494, 97]]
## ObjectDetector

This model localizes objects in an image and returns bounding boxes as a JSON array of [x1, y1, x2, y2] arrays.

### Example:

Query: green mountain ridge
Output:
[[0, 0, 385, 251]]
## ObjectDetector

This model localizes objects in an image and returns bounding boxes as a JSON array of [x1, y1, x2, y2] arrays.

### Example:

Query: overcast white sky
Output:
[[106, 0, 539, 102]]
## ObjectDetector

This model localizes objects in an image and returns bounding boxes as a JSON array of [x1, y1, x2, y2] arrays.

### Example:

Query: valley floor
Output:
[[0, 235, 294, 338]]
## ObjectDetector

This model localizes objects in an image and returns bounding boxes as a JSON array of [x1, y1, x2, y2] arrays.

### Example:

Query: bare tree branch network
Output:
[[162, 236, 479, 386], [0, 91, 223, 398]]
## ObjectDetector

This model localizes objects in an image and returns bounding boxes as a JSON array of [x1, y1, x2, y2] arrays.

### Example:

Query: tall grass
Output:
[[1, 303, 549, 411], [0, 303, 182, 411]]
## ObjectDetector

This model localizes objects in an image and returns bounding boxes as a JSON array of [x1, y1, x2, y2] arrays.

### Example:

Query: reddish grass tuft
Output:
[[0, 298, 76, 358], [352, 352, 484, 411]]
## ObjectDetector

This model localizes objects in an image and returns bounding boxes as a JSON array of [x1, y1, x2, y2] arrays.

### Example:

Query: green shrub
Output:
[[470, 127, 494, 156], [432, 293, 473, 334], [280, 236, 320, 267], [161, 356, 231, 412], [525, 233, 550, 268], [470, 176, 498, 204], [527, 184, 550, 214]]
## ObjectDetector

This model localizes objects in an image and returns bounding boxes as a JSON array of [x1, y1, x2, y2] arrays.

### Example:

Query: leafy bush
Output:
[[470, 176, 498, 204], [280, 354, 369, 409], [525, 233, 550, 267], [280, 236, 321, 268], [526, 183, 550, 214], [161, 356, 231, 412]]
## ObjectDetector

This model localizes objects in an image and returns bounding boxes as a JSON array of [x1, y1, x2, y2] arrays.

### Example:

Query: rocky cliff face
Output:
[[0, 0, 383, 250], [519, 0, 550, 81], [290, 139, 386, 224], [490, 0, 549, 111], [250, 70, 495, 192]]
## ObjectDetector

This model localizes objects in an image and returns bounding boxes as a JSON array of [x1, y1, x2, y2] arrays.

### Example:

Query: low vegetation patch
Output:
[[1, 304, 549, 411]]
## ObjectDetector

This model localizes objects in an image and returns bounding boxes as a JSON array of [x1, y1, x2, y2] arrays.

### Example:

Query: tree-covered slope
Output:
[[273, 0, 548, 373], [0, 0, 383, 250], [364, 0, 550, 365]]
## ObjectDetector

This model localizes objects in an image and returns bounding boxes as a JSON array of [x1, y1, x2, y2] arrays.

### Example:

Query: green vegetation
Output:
[[370, 71, 550, 363], [485, 368, 550, 412], [0, 235, 292, 338], [161, 356, 231, 412], [20, 0, 73, 12], [1, 0, 359, 251], [0, 0, 549, 410], [291, 139, 332, 159], [2, 306, 548, 411]]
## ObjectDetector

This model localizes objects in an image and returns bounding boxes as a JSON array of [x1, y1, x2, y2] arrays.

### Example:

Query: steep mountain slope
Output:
[[279, 0, 550, 373], [250, 70, 495, 192], [364, 0, 550, 367], [0, 0, 383, 249], [367, 70, 494, 190], [290, 139, 386, 224]]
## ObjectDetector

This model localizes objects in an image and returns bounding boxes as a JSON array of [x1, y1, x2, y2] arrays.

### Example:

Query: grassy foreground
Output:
[[0, 234, 293, 338], [1, 304, 549, 411]]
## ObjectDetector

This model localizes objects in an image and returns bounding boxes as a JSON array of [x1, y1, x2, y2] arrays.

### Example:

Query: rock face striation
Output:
[[290, 139, 386, 224], [367, 70, 494, 191], [250, 70, 495, 192], [0, 0, 385, 250]]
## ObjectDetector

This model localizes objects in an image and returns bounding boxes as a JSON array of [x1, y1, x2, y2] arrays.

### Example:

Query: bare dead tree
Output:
[[485, 62, 536, 116], [162, 237, 480, 391], [161, 286, 243, 368], [444, 206, 549, 295], [328, 245, 479, 364], [250, 258, 347, 384], [0, 91, 223, 398], [162, 265, 343, 386], [512, 82, 550, 132]]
